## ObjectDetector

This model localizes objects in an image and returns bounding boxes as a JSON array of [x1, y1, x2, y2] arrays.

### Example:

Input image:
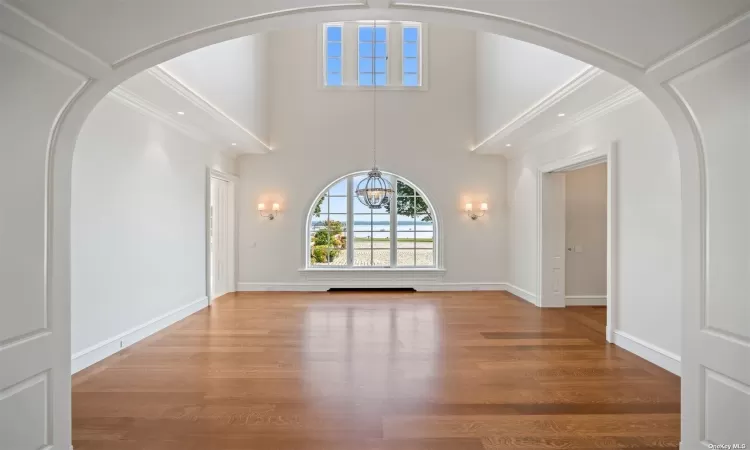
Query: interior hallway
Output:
[[72, 292, 679, 450]]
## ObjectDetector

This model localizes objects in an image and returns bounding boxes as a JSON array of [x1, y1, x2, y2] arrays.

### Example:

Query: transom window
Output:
[[402, 25, 421, 86], [321, 21, 425, 88], [308, 172, 436, 268], [324, 23, 343, 86], [358, 25, 387, 86]]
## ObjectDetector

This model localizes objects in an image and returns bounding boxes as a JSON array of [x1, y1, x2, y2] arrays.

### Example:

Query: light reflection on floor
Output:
[[303, 302, 440, 401]]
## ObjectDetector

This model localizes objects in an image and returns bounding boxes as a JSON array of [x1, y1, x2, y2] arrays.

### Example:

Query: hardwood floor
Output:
[[72, 292, 680, 449]]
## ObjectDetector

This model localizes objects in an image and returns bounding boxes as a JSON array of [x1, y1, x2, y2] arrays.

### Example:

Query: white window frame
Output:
[[304, 171, 439, 270], [319, 22, 428, 90], [357, 23, 390, 87], [402, 22, 423, 88], [323, 22, 344, 87]]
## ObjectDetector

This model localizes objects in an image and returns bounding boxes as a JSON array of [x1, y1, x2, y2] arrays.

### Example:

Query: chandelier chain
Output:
[[354, 19, 393, 210]]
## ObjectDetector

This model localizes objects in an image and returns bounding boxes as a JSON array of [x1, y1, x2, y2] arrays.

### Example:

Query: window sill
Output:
[[318, 84, 428, 92], [299, 267, 444, 274]]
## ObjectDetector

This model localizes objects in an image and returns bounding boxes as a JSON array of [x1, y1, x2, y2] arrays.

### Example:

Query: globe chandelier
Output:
[[355, 20, 394, 209]]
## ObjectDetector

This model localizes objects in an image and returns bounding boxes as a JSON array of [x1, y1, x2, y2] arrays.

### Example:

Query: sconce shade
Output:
[[465, 203, 472, 212], [480, 202, 488, 211], [272, 203, 280, 212], [257, 203, 265, 211]]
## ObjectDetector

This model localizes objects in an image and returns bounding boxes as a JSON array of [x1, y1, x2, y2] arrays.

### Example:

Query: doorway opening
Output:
[[207, 168, 237, 302], [538, 143, 617, 342]]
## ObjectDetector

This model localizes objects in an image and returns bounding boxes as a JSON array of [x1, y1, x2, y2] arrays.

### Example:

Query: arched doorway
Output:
[[3, 2, 745, 448]]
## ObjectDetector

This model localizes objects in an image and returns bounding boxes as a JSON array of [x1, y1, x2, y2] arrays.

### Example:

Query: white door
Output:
[[0, 304, 65, 448], [540, 172, 566, 307], [0, 245, 67, 443], [210, 176, 233, 300], [674, 44, 750, 449]]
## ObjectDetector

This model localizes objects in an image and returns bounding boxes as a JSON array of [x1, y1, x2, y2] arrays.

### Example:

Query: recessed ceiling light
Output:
[[557, 113, 566, 117], [177, 111, 185, 115], [231, 143, 237, 146], [506, 144, 512, 147]]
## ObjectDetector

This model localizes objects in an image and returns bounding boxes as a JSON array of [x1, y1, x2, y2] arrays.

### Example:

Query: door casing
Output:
[[537, 142, 617, 342], [206, 168, 238, 303]]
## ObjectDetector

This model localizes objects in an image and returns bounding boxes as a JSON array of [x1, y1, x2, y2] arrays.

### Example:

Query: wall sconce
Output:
[[465, 202, 488, 220], [258, 202, 280, 220]]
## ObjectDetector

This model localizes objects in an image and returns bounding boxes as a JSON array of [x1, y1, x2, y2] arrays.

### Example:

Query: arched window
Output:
[[307, 172, 437, 268]]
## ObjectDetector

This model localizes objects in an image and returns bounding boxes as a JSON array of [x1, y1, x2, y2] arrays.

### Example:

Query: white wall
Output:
[[507, 97, 682, 356], [71, 95, 236, 359], [238, 25, 508, 287], [565, 163, 607, 297], [475, 32, 589, 141], [161, 34, 270, 143]]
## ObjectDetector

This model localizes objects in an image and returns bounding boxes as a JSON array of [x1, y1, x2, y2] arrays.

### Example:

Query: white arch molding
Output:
[[5, 1, 737, 448], [302, 170, 443, 270]]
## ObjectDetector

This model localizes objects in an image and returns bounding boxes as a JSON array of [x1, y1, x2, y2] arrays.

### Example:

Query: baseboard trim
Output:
[[237, 282, 328, 292], [565, 295, 607, 306], [504, 283, 538, 305], [415, 282, 508, 292], [71, 296, 209, 374], [237, 282, 509, 292], [613, 330, 681, 376]]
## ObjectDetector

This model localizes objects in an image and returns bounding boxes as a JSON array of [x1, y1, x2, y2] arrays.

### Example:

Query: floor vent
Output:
[[327, 287, 417, 292]]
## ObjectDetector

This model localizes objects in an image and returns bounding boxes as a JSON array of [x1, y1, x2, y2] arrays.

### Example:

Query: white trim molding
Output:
[[536, 142, 618, 343], [504, 283, 538, 305], [206, 167, 239, 303], [238, 280, 514, 293], [473, 66, 601, 153], [523, 87, 644, 150], [613, 330, 681, 376], [71, 296, 208, 374], [565, 295, 607, 306], [108, 86, 213, 144], [149, 66, 272, 152]]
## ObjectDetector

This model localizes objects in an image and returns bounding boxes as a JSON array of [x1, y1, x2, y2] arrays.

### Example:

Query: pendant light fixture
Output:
[[355, 20, 394, 209]]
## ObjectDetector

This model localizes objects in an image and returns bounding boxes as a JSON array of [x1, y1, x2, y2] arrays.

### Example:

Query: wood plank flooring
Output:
[[72, 292, 680, 449]]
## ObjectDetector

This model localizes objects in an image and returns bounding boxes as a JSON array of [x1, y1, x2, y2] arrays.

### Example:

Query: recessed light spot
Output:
[[231, 143, 237, 146], [557, 113, 566, 117], [177, 111, 185, 115], [505, 144, 512, 147]]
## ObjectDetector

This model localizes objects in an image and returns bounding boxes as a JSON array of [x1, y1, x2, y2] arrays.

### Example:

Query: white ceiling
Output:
[[1, 0, 747, 71], [475, 70, 636, 156], [160, 34, 270, 146], [116, 66, 270, 155], [116, 27, 632, 159], [475, 32, 591, 146], [400, 0, 750, 68], [3, 0, 744, 158]]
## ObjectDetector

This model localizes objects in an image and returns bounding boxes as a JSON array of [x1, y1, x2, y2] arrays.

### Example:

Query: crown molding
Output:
[[148, 66, 272, 152], [367, 0, 393, 7], [516, 86, 643, 152], [108, 86, 216, 145], [472, 66, 602, 153], [573, 86, 642, 124], [646, 9, 750, 83], [0, 1, 112, 78]]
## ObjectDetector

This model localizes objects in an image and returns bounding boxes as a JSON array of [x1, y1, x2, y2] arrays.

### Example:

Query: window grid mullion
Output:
[[358, 24, 388, 86], [413, 195, 417, 266], [402, 25, 420, 87], [390, 176, 397, 268], [346, 177, 354, 268], [309, 174, 435, 269]]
